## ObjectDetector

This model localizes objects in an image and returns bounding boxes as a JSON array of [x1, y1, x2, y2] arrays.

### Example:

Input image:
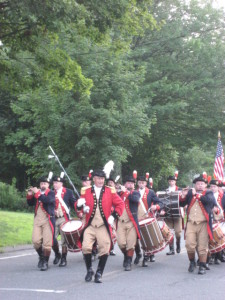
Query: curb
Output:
[[0, 244, 33, 254]]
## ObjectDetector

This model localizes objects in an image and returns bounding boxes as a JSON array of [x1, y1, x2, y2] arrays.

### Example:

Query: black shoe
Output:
[[198, 265, 206, 275], [85, 268, 94, 282], [110, 250, 116, 256], [167, 243, 175, 255], [125, 257, 132, 271], [53, 253, 61, 265], [142, 258, 148, 267], [203, 263, 210, 270], [188, 260, 196, 273], [123, 255, 127, 268], [208, 257, 214, 265], [38, 256, 43, 269], [214, 258, 220, 265], [166, 249, 175, 255], [150, 255, 155, 262], [59, 256, 67, 267], [134, 253, 142, 265], [220, 256, 225, 262], [94, 271, 102, 283], [41, 258, 48, 271]]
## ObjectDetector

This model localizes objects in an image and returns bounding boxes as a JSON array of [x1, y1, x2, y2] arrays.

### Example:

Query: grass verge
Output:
[[0, 210, 33, 249]]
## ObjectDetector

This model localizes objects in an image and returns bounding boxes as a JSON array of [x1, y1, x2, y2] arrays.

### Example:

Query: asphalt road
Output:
[[0, 238, 225, 300]]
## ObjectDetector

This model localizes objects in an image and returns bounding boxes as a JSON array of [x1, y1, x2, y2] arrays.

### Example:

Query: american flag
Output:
[[214, 138, 224, 180]]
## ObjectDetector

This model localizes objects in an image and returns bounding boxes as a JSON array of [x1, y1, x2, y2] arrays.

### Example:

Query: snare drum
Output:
[[139, 217, 165, 255], [209, 222, 225, 254], [157, 191, 180, 218], [60, 219, 83, 253], [158, 220, 173, 245]]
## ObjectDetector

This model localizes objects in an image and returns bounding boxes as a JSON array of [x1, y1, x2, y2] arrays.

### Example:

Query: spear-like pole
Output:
[[48, 145, 80, 198]]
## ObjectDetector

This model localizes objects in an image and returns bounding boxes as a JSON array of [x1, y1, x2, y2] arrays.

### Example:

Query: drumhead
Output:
[[221, 222, 225, 234], [61, 220, 82, 232], [157, 220, 164, 228], [139, 218, 154, 226]]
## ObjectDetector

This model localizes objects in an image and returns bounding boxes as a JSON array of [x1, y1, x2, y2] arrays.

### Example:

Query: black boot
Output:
[[125, 256, 132, 271], [176, 237, 181, 254], [59, 253, 67, 267], [142, 256, 148, 267], [41, 249, 50, 271], [94, 254, 108, 283], [214, 253, 220, 265], [84, 254, 94, 282], [134, 241, 142, 265], [166, 241, 175, 255], [59, 246, 67, 267], [123, 254, 127, 268], [198, 262, 206, 275], [52, 242, 61, 265], [150, 255, 155, 262], [188, 259, 196, 272], [36, 247, 43, 269]]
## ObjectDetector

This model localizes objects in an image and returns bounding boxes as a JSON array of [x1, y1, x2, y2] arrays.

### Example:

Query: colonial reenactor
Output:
[[106, 177, 117, 256], [209, 179, 225, 264], [164, 172, 183, 255], [81, 171, 92, 187], [180, 175, 220, 275], [26, 174, 55, 271], [117, 175, 141, 271], [137, 174, 164, 267], [52, 173, 78, 267], [75, 169, 124, 283], [80, 172, 98, 261]]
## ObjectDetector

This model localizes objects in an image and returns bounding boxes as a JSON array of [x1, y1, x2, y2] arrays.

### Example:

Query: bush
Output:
[[0, 180, 32, 212]]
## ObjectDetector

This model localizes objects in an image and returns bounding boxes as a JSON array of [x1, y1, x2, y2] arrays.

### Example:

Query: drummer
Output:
[[164, 173, 183, 255], [136, 174, 164, 267], [180, 175, 220, 274], [116, 175, 141, 271], [209, 179, 225, 264], [52, 173, 78, 267]]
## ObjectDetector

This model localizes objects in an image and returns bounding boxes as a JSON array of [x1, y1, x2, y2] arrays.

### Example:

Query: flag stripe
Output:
[[214, 139, 224, 180]]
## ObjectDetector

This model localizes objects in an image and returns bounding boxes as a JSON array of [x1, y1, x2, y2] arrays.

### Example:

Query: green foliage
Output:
[[0, 181, 30, 212], [1, 0, 225, 191]]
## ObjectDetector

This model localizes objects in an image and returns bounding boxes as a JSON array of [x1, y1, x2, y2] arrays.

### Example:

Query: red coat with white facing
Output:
[[75, 185, 125, 245]]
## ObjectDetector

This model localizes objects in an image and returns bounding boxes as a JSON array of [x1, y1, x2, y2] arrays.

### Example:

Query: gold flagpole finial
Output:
[[218, 131, 221, 139]]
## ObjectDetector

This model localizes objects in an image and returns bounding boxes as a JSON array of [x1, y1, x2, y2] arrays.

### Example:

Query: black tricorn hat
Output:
[[81, 175, 91, 181], [92, 169, 106, 178], [52, 175, 65, 183], [137, 175, 147, 182], [193, 176, 207, 184], [38, 176, 51, 184], [107, 177, 115, 183], [209, 179, 220, 186], [123, 175, 135, 183], [167, 175, 177, 181]]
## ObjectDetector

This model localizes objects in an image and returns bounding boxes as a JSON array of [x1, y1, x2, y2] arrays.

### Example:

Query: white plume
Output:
[[60, 171, 65, 179], [103, 160, 114, 179], [115, 175, 120, 183], [47, 171, 53, 181]]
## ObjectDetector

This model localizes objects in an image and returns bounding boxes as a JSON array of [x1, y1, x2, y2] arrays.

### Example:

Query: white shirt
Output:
[[139, 188, 145, 199], [168, 186, 176, 192], [94, 185, 102, 200]]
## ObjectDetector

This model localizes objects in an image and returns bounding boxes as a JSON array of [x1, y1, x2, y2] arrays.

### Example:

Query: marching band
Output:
[[26, 167, 225, 283]]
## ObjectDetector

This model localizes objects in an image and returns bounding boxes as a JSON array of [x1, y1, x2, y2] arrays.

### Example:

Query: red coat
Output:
[[75, 185, 125, 246]]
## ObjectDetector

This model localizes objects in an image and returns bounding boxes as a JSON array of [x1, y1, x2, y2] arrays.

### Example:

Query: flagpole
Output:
[[218, 131, 221, 139]]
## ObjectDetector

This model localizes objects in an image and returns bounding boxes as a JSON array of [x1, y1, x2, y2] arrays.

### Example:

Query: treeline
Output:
[[0, 0, 225, 192]]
